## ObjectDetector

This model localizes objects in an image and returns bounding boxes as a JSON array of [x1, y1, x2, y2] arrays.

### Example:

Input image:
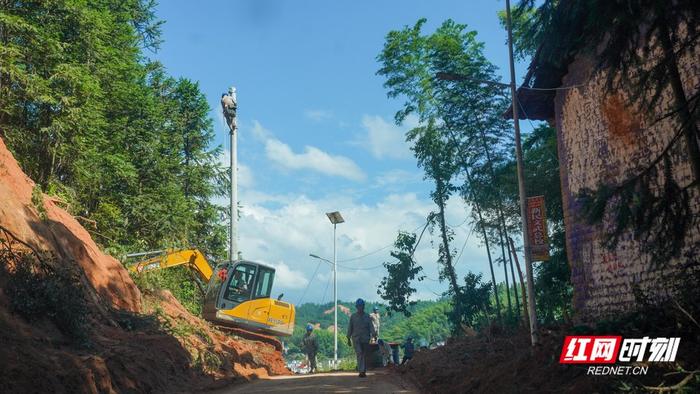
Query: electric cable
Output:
[[297, 259, 322, 305]]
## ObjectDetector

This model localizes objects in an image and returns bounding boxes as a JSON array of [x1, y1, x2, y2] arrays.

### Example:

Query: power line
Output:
[[297, 259, 322, 305], [337, 262, 385, 271], [446, 214, 470, 228], [320, 267, 332, 305], [435, 72, 585, 92], [337, 244, 393, 263], [454, 227, 475, 266], [338, 222, 426, 263]]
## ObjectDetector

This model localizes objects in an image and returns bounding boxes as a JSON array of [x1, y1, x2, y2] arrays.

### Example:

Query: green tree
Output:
[[0, 1, 227, 312], [377, 18, 519, 329], [378, 231, 425, 316]]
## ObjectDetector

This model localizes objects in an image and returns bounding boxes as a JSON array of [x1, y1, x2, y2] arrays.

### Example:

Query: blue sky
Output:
[[153, 0, 531, 305]]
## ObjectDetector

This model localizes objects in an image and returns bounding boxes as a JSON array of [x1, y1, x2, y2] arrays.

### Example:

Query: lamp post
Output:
[[310, 211, 344, 366]]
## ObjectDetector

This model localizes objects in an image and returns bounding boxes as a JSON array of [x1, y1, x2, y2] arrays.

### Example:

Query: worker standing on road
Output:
[[369, 306, 380, 343], [401, 337, 415, 365], [302, 324, 319, 374], [347, 298, 375, 378]]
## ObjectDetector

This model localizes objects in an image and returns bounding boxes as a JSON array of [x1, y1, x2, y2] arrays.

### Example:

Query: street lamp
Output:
[[308, 252, 337, 366], [324, 211, 344, 366]]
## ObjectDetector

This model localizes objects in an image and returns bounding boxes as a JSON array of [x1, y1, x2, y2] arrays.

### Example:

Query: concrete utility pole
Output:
[[222, 86, 238, 261], [505, 0, 538, 346]]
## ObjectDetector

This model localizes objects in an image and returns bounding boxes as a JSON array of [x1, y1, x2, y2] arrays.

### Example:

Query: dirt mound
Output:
[[398, 328, 608, 394], [399, 324, 700, 394], [0, 136, 289, 393], [0, 138, 140, 313], [149, 290, 288, 377]]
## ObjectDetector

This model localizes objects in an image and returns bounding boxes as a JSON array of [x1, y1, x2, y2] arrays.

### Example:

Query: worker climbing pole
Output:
[[221, 87, 238, 261]]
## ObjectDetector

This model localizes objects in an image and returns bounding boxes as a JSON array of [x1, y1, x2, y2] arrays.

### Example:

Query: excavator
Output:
[[127, 249, 295, 344]]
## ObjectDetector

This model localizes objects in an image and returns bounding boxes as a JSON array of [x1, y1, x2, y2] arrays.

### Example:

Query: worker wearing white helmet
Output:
[[369, 305, 380, 343]]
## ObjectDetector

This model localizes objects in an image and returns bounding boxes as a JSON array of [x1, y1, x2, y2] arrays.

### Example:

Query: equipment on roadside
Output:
[[127, 249, 295, 337]]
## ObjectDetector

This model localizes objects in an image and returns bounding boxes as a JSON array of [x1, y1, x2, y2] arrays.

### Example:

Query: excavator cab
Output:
[[202, 260, 295, 337], [127, 250, 295, 337]]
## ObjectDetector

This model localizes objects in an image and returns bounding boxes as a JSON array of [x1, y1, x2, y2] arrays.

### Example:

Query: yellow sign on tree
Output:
[[527, 195, 550, 261]]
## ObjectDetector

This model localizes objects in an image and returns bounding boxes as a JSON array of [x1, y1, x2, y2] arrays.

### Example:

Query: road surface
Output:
[[216, 370, 418, 393]]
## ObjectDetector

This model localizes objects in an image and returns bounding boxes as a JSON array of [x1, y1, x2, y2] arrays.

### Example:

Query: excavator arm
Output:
[[127, 249, 214, 283]]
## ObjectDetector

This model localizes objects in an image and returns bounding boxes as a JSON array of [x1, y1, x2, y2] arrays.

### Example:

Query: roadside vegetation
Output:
[[0, 1, 228, 308]]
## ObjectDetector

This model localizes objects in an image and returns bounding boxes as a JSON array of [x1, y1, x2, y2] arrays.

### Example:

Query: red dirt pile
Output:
[[0, 137, 288, 393], [398, 324, 700, 394], [398, 328, 609, 394]]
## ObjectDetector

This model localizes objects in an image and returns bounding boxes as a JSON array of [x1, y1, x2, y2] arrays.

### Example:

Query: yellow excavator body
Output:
[[127, 249, 295, 337]]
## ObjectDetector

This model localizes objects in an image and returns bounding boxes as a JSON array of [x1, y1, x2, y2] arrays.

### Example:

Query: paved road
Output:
[[216, 371, 418, 394]]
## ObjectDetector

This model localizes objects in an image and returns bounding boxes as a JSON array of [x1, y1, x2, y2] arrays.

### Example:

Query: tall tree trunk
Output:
[[478, 130, 513, 318], [464, 169, 503, 324], [498, 229, 513, 318], [435, 178, 462, 303], [509, 236, 530, 328], [445, 127, 504, 324], [507, 234, 521, 321], [658, 15, 700, 184]]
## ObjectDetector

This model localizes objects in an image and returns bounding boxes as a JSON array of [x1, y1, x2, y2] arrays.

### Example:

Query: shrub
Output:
[[1, 250, 88, 343]]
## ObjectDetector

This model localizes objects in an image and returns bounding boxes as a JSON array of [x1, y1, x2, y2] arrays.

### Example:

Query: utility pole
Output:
[[505, 0, 538, 346], [222, 86, 238, 261]]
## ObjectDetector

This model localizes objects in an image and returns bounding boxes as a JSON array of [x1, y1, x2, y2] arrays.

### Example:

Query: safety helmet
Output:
[[355, 298, 365, 307], [306, 324, 313, 331], [373, 306, 379, 312]]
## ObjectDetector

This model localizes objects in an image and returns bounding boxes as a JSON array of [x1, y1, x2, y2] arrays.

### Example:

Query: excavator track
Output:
[[219, 326, 283, 352]]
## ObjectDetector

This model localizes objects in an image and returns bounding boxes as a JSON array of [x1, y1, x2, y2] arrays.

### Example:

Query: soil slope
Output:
[[0, 137, 288, 393]]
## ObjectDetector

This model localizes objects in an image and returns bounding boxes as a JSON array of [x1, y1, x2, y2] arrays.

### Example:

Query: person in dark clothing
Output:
[[401, 337, 415, 365], [346, 298, 376, 377], [302, 324, 319, 373]]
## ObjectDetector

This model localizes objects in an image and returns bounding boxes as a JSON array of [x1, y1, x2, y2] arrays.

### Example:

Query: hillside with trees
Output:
[[287, 300, 451, 360], [0, 0, 227, 312]]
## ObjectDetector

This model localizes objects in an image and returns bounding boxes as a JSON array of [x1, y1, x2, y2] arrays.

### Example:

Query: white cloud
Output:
[[217, 151, 254, 188], [304, 109, 333, 122], [247, 119, 366, 182], [357, 114, 419, 160], [265, 139, 366, 181], [235, 186, 494, 305], [374, 169, 422, 187], [250, 119, 272, 141], [267, 261, 308, 290]]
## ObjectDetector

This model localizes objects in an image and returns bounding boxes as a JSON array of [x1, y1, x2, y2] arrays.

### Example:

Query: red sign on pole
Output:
[[527, 195, 549, 261]]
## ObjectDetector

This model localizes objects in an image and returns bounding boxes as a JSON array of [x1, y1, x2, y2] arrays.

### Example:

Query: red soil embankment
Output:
[[0, 136, 288, 393]]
